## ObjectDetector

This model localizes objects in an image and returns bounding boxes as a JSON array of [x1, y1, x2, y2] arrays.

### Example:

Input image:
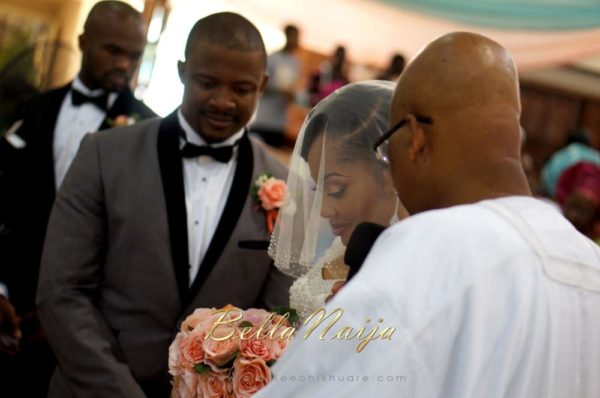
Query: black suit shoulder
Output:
[[9, 83, 71, 140], [18, 83, 70, 108], [111, 87, 156, 119]]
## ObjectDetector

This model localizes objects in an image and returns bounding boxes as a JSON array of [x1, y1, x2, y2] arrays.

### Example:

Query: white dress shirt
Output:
[[53, 77, 117, 189], [256, 197, 600, 397], [177, 109, 243, 284]]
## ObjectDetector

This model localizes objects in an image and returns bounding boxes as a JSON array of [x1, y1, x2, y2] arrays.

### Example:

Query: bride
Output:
[[269, 80, 407, 321]]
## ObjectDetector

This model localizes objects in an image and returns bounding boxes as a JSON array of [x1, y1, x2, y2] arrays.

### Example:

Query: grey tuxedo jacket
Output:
[[37, 111, 293, 398]]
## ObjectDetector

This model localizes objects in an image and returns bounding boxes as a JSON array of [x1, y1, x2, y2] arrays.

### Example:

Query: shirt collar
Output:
[[73, 76, 105, 96], [177, 108, 244, 148], [72, 76, 118, 109]]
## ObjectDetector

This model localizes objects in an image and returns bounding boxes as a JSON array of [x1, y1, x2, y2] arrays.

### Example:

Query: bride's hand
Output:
[[325, 281, 346, 303]]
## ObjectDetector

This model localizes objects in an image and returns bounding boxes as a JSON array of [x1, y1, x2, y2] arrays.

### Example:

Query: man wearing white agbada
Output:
[[255, 32, 600, 397]]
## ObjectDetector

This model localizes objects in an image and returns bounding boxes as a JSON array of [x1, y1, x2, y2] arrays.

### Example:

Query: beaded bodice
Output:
[[289, 238, 346, 323]]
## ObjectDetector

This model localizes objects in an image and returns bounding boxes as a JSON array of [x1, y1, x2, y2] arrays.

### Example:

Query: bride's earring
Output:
[[389, 199, 400, 225]]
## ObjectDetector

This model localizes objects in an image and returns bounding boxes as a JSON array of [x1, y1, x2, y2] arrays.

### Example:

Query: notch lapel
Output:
[[186, 131, 254, 306], [157, 111, 190, 304], [35, 84, 71, 201]]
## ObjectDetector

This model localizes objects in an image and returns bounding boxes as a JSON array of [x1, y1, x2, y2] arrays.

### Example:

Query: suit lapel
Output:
[[35, 84, 71, 200], [99, 87, 136, 130], [186, 131, 254, 305], [157, 111, 190, 304]]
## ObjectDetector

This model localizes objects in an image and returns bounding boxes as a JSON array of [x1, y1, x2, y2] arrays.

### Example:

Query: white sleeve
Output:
[[254, 280, 436, 397]]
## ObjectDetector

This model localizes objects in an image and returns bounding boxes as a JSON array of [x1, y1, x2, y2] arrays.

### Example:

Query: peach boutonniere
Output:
[[252, 173, 287, 234], [106, 113, 141, 127]]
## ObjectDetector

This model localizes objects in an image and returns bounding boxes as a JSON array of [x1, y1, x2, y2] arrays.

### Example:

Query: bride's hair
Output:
[[269, 80, 397, 278], [300, 83, 392, 177]]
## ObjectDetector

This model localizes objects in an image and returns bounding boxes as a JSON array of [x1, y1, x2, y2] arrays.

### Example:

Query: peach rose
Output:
[[203, 324, 239, 370], [241, 308, 271, 327], [268, 336, 290, 360], [232, 357, 272, 397], [179, 329, 206, 368], [197, 372, 233, 398], [113, 115, 130, 126], [181, 308, 215, 335], [258, 178, 287, 210], [171, 369, 198, 398], [169, 333, 184, 376], [240, 338, 272, 362]]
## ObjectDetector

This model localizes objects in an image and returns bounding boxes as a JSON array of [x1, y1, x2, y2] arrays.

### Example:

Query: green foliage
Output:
[[193, 363, 211, 374], [272, 306, 299, 326], [251, 172, 274, 203], [238, 321, 253, 329]]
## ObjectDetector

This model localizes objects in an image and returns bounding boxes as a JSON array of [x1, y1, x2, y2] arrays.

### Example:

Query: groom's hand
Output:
[[0, 295, 21, 356]]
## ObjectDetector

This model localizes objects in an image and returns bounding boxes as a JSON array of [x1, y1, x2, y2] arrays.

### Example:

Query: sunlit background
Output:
[[0, 0, 599, 171]]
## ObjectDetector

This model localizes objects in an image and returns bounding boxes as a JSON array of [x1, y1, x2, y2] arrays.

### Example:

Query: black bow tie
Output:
[[180, 142, 234, 163], [71, 89, 108, 110]]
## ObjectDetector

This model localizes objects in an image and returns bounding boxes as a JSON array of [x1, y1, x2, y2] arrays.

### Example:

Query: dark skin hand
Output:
[[325, 281, 346, 303], [0, 295, 21, 356]]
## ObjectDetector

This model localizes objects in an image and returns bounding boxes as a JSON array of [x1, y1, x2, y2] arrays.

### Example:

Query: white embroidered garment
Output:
[[177, 110, 243, 284], [257, 197, 600, 398], [53, 77, 117, 189], [289, 238, 345, 322]]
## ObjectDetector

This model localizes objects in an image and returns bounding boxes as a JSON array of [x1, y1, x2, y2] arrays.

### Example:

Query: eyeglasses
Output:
[[373, 115, 433, 163]]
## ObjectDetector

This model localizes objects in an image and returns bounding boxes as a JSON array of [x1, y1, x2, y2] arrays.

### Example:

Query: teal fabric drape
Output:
[[377, 0, 600, 30]]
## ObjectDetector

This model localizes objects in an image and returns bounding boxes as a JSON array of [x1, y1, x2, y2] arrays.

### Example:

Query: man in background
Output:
[[251, 24, 301, 147], [376, 53, 405, 81], [0, 2, 154, 396]]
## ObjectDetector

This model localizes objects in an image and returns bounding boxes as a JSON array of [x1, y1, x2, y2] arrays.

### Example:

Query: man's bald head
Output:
[[388, 32, 530, 214], [184, 12, 267, 69], [84, 1, 142, 35], [394, 32, 520, 118], [78, 1, 145, 91]]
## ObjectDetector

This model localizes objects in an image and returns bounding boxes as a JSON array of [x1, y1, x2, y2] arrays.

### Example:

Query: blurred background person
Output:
[[540, 127, 600, 198], [0, 2, 155, 396], [308, 45, 350, 106], [250, 24, 301, 148], [556, 161, 600, 244], [376, 52, 406, 81]]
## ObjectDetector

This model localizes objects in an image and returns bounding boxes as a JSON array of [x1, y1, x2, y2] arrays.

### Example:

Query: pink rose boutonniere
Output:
[[252, 173, 288, 234], [106, 113, 141, 127]]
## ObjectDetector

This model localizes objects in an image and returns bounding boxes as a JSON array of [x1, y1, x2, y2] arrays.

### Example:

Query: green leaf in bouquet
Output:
[[272, 306, 299, 326], [267, 360, 276, 367], [218, 353, 239, 370], [193, 363, 212, 374], [238, 321, 253, 329]]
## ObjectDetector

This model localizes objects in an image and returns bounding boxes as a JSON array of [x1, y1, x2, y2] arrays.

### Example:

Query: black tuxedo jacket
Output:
[[0, 82, 156, 313]]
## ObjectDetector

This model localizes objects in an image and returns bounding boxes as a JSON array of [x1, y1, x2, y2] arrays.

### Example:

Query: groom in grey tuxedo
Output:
[[37, 13, 292, 398]]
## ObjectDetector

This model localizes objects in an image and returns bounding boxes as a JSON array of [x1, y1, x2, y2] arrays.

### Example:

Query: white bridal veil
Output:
[[269, 80, 400, 278]]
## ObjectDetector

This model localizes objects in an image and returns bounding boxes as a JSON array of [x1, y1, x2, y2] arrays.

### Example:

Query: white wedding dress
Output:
[[289, 238, 346, 322]]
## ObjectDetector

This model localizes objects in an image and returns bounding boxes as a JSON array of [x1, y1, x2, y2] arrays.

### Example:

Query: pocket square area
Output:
[[3, 120, 26, 149]]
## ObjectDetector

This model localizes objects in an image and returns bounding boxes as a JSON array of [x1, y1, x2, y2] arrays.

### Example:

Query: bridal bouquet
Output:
[[169, 305, 296, 398]]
